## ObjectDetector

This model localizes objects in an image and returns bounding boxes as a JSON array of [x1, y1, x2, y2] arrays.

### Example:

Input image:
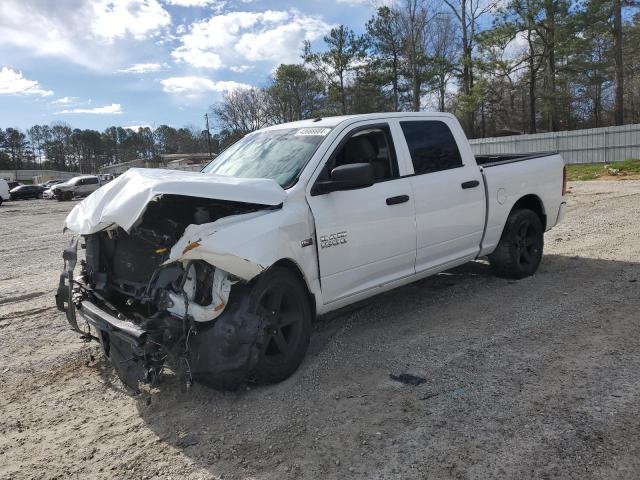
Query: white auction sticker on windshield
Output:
[[295, 127, 331, 136]]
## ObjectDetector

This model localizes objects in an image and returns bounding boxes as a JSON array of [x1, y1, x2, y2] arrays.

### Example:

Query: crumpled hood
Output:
[[64, 168, 286, 235]]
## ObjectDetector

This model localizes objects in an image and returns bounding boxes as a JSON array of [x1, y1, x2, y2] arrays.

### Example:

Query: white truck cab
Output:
[[57, 112, 567, 389]]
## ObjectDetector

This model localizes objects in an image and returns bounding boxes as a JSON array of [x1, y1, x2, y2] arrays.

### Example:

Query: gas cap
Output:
[[497, 188, 507, 205]]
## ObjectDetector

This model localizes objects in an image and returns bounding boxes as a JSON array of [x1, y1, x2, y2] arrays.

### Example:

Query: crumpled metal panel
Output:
[[64, 167, 286, 235]]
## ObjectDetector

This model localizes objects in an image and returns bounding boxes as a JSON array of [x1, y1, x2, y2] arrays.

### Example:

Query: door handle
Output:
[[461, 180, 480, 189], [386, 194, 410, 205]]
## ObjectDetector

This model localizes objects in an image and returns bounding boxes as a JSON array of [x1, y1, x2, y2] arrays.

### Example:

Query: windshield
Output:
[[202, 127, 331, 188]]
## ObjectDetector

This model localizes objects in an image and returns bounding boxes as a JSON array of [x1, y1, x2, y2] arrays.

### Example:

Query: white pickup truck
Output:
[[56, 112, 567, 389], [50, 175, 102, 201]]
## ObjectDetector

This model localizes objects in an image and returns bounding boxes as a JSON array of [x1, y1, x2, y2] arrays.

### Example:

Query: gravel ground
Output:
[[1, 180, 639, 480]]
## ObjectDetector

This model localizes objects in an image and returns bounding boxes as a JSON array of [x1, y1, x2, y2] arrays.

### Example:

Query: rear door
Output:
[[78, 177, 98, 195], [307, 122, 416, 304], [395, 118, 485, 273], [86, 177, 100, 193]]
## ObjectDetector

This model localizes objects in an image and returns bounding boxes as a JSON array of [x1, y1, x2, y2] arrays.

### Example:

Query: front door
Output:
[[307, 122, 417, 304]]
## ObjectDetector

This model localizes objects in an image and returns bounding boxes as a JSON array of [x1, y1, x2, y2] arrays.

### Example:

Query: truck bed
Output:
[[475, 152, 557, 168]]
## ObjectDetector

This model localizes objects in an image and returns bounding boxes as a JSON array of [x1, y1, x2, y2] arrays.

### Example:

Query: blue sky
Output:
[[0, 0, 373, 131]]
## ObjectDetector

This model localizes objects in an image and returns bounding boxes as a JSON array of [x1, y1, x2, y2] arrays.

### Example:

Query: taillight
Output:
[[562, 165, 568, 196]]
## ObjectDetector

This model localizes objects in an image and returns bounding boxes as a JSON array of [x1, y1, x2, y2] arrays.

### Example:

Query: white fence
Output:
[[0, 169, 80, 183], [470, 123, 640, 164]]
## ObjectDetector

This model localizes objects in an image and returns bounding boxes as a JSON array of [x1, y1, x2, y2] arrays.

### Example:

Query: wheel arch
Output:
[[268, 258, 317, 319], [511, 194, 546, 230]]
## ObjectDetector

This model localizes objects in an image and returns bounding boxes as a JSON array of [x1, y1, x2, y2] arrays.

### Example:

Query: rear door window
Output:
[[400, 121, 463, 175]]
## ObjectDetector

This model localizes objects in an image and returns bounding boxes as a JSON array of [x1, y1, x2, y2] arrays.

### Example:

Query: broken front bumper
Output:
[[55, 238, 267, 389]]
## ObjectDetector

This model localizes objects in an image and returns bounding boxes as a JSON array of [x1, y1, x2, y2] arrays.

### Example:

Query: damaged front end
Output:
[[56, 195, 276, 390]]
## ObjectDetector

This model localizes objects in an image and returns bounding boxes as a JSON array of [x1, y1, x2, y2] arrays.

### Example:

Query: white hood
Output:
[[64, 168, 286, 235]]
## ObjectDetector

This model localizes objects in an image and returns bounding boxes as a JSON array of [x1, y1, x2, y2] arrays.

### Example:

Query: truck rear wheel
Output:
[[488, 208, 544, 279], [249, 267, 312, 384]]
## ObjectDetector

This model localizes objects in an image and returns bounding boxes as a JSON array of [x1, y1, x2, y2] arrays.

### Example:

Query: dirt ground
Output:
[[1, 180, 639, 480]]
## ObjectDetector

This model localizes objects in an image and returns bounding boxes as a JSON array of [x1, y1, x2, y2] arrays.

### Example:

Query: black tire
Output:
[[0, 197, 3, 206], [488, 209, 544, 279], [249, 266, 312, 384]]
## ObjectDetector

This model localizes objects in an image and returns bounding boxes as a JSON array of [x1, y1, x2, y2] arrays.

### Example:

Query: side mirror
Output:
[[313, 163, 375, 195]]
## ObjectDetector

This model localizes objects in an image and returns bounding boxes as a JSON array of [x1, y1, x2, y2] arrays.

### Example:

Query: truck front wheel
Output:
[[249, 266, 312, 384], [488, 209, 544, 279]]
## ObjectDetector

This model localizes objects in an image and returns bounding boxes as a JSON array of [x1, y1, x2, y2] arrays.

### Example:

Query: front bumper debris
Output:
[[55, 238, 268, 390], [55, 238, 83, 333]]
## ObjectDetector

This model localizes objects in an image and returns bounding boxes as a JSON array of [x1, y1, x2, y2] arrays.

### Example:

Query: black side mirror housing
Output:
[[313, 163, 375, 195]]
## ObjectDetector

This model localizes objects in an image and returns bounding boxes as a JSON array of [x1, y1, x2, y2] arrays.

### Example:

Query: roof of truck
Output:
[[261, 111, 457, 131]]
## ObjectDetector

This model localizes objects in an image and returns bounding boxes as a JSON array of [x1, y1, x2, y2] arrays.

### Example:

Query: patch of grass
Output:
[[567, 159, 640, 181]]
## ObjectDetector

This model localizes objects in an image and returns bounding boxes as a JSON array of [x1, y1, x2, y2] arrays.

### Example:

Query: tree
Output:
[[304, 25, 367, 114], [443, 0, 497, 135], [266, 64, 324, 123], [396, 0, 433, 111], [211, 88, 271, 136], [27, 125, 51, 168], [429, 13, 459, 111], [367, 6, 405, 110], [4, 128, 29, 174]]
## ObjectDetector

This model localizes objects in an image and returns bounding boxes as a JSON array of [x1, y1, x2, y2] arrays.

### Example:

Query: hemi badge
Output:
[[301, 238, 314, 248]]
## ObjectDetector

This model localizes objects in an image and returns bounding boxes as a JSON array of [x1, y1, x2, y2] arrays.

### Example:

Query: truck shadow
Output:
[[131, 253, 639, 479]]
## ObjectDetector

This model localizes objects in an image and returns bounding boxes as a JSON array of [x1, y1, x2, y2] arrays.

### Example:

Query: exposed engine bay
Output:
[[57, 194, 279, 390], [84, 195, 267, 319]]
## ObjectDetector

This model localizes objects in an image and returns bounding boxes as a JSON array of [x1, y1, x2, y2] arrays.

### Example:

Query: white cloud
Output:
[[164, 0, 223, 6], [504, 31, 529, 60], [172, 10, 331, 71], [91, 0, 171, 42], [117, 62, 167, 74], [58, 103, 123, 114], [161, 76, 251, 99], [0, 67, 53, 96], [53, 96, 80, 104], [0, 0, 171, 69], [229, 65, 252, 73], [124, 124, 153, 130]]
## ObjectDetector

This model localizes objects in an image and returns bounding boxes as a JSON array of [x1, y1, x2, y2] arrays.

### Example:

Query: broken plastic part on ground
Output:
[[389, 373, 427, 386]]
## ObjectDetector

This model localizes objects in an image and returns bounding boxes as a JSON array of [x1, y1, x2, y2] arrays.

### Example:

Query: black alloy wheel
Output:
[[514, 217, 541, 269], [489, 208, 544, 279], [249, 267, 312, 384]]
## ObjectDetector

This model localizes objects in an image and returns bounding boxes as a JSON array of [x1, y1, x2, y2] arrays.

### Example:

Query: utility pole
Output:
[[204, 113, 213, 160], [613, 0, 624, 126]]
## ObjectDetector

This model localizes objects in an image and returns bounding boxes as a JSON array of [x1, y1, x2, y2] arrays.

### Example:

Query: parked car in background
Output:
[[40, 179, 65, 189], [42, 188, 55, 200], [98, 174, 114, 184], [7, 181, 22, 190], [0, 179, 9, 206], [51, 175, 102, 201], [9, 184, 45, 200]]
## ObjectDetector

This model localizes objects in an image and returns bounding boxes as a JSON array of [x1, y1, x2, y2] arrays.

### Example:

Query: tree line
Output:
[[3, 0, 638, 173], [212, 0, 640, 144], [0, 124, 213, 173]]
